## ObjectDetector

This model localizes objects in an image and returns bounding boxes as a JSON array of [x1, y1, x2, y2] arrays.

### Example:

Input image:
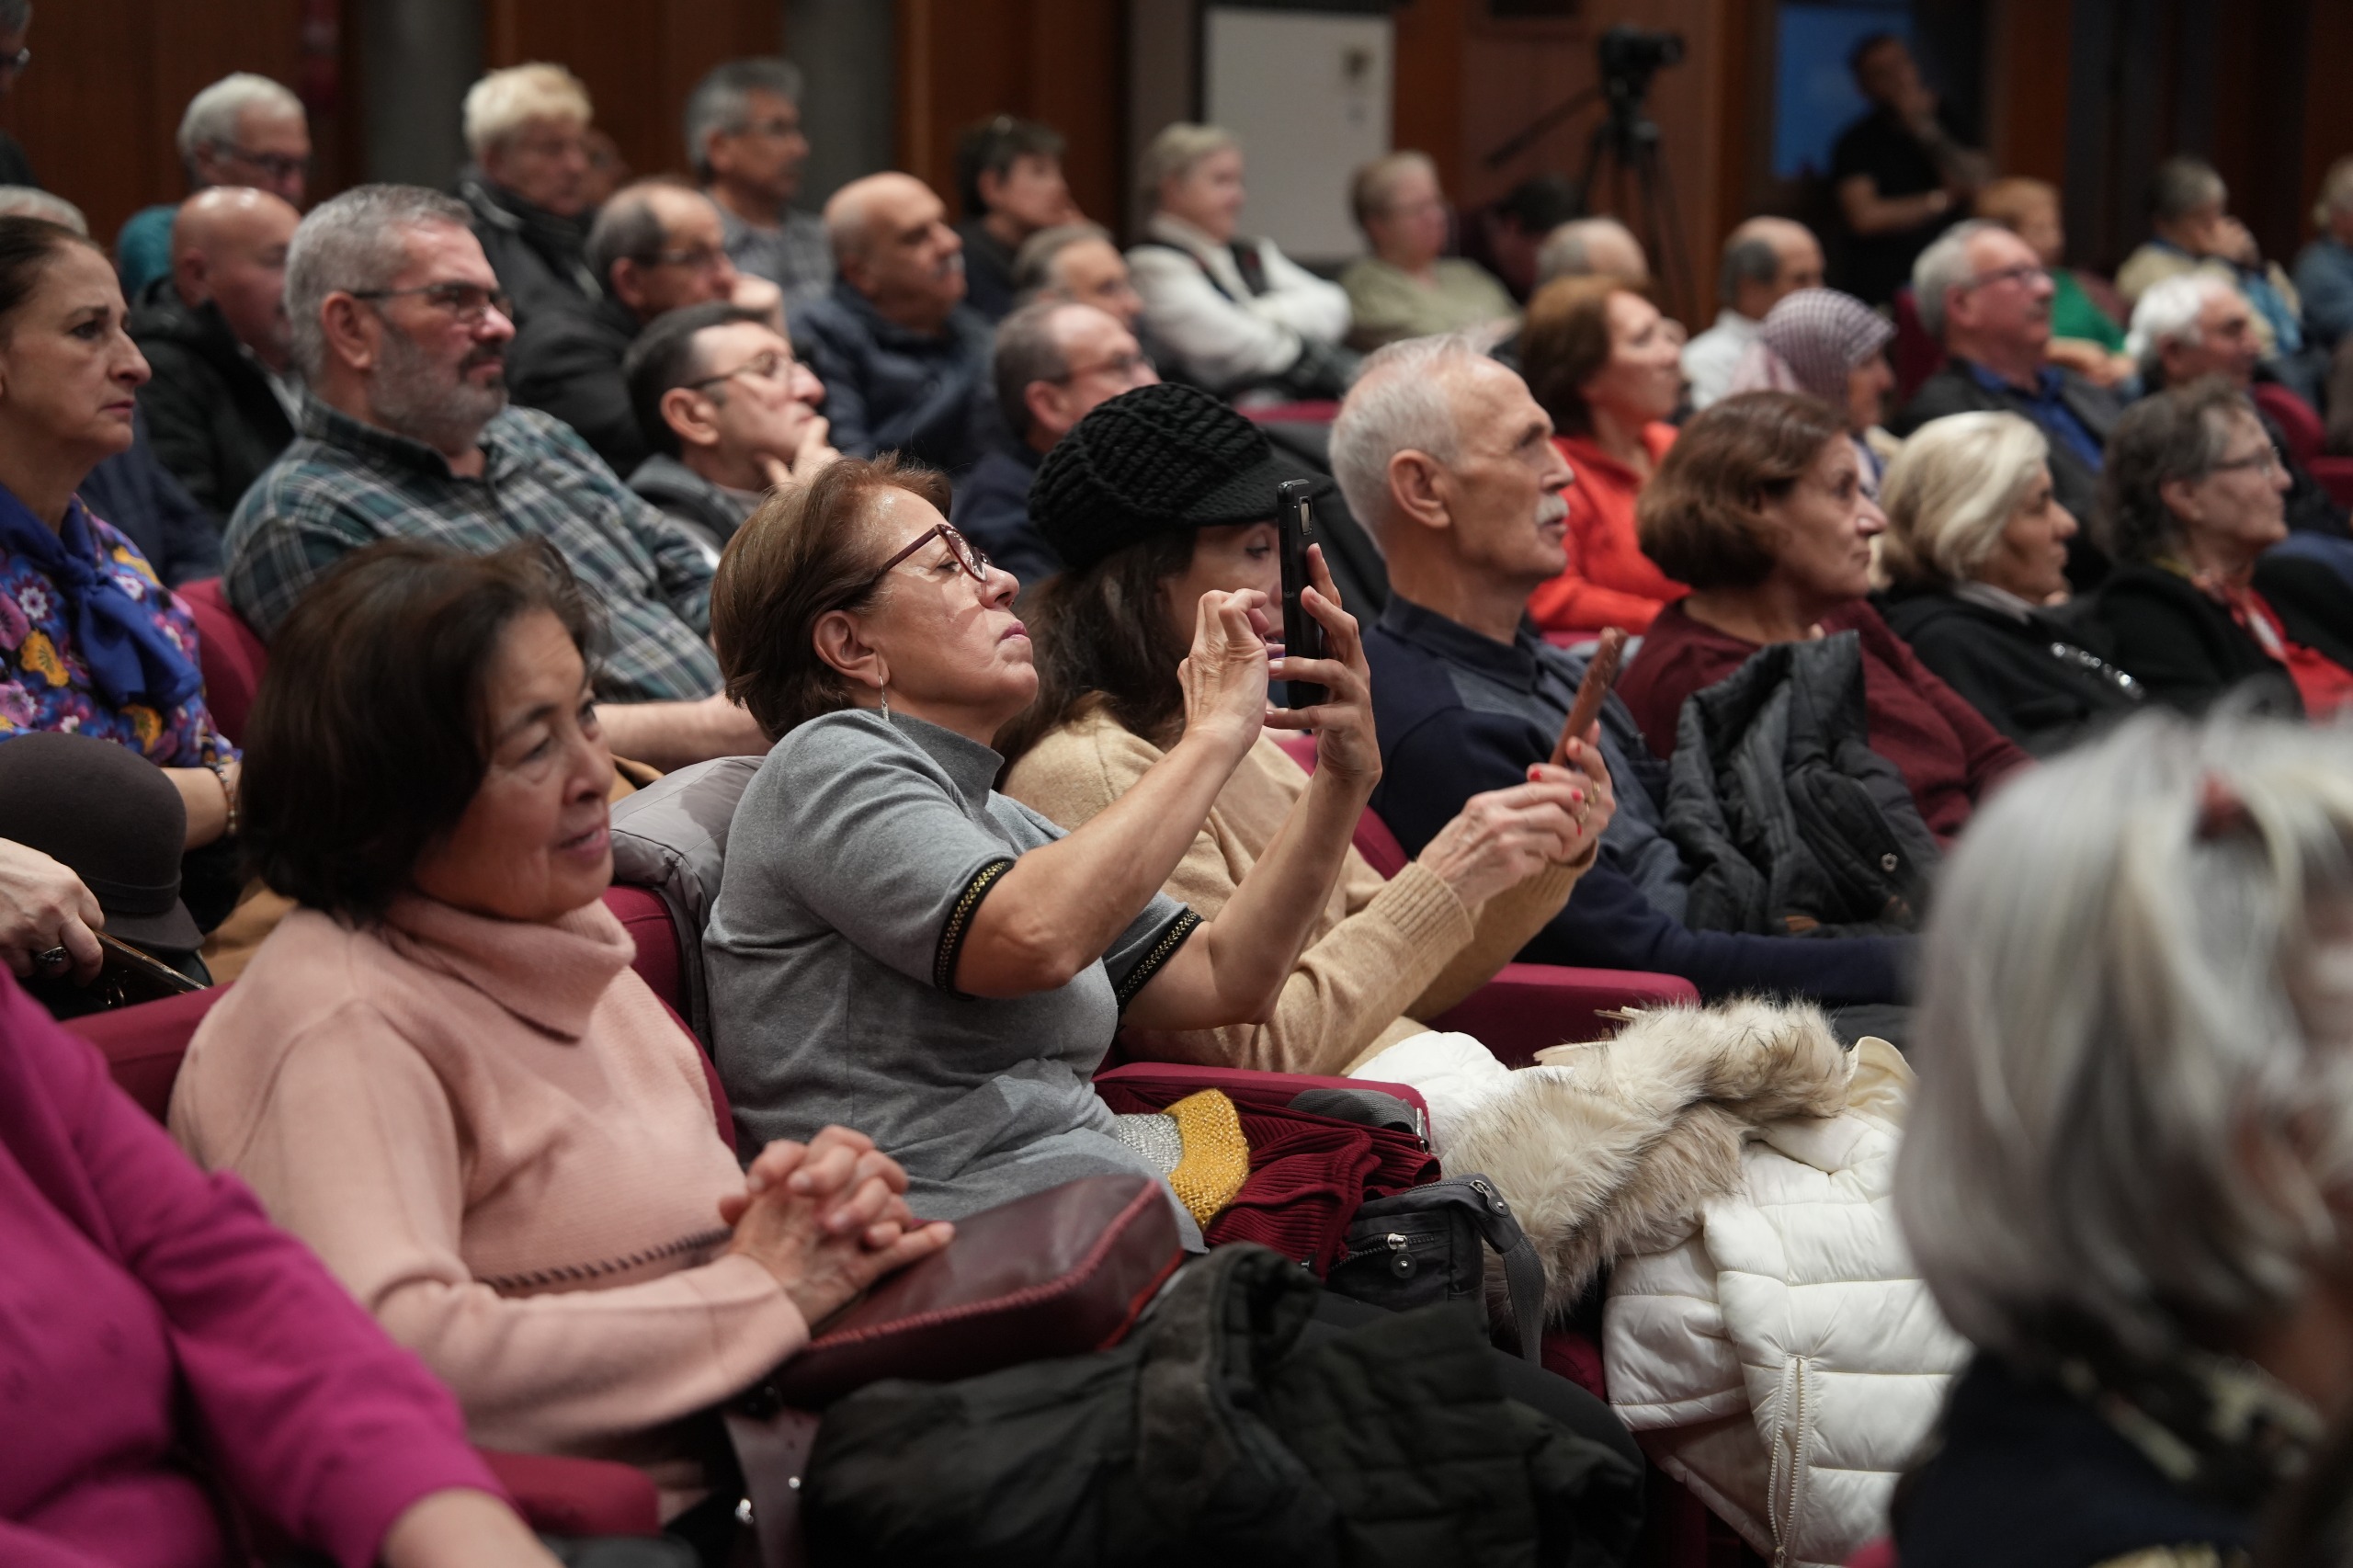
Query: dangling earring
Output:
[[876, 680, 891, 722]]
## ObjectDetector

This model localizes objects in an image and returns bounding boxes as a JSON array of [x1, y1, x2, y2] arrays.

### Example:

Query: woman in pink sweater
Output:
[[171, 540, 950, 1531]]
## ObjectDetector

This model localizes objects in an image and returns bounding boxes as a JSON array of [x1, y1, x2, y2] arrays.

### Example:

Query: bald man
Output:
[[1682, 216, 1826, 409], [788, 170, 992, 472], [1534, 218, 1650, 290], [127, 187, 305, 521]]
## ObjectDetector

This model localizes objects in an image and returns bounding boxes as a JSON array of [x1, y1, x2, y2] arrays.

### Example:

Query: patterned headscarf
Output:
[[1750, 288, 1895, 403]]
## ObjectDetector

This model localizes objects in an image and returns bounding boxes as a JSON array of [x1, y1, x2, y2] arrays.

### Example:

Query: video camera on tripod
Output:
[[1596, 26, 1686, 120]]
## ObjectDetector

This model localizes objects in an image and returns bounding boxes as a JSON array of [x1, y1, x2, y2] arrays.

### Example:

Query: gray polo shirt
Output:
[[704, 710, 1200, 1222]]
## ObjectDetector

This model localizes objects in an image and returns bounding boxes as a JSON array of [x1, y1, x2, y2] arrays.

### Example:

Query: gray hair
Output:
[[1718, 235, 1780, 305], [2149, 155, 2226, 225], [2313, 155, 2353, 229], [1910, 218, 2001, 338], [683, 57, 803, 181], [1329, 333, 1483, 535], [2096, 378, 2257, 563], [1536, 217, 1642, 287], [176, 74, 304, 170], [1012, 221, 1115, 296], [1350, 150, 1438, 231], [1896, 710, 2353, 1366], [1140, 122, 1240, 198], [2124, 269, 2234, 370], [1876, 411, 2052, 587], [990, 298, 1084, 438], [285, 183, 472, 381], [0, 185, 84, 235], [585, 178, 696, 287]]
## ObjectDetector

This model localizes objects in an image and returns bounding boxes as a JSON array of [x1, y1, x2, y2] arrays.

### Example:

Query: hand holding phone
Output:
[[1276, 478, 1327, 710], [1554, 627, 1627, 767]]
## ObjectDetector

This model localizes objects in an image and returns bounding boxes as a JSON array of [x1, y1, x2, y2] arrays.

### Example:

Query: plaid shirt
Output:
[[223, 399, 722, 704]]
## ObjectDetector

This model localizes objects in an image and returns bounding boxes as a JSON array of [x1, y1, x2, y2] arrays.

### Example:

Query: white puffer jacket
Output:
[[1604, 1042, 1967, 1568]]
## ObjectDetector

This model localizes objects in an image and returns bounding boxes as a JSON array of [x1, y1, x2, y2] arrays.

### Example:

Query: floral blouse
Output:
[[0, 508, 234, 766]]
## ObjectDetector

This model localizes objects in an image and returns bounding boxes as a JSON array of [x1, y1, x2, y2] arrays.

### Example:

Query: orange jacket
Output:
[[1529, 423, 1687, 634]]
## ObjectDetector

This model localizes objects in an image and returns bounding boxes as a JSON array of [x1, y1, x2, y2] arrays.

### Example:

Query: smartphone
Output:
[[1553, 627, 1628, 767], [1276, 478, 1327, 710]]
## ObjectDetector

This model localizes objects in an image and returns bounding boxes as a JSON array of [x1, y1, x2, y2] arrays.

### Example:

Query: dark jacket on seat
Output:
[[458, 170, 598, 331], [2079, 559, 2353, 716], [1663, 631, 1941, 939], [1878, 585, 2144, 756], [126, 279, 298, 524], [78, 408, 222, 588], [1891, 358, 2123, 587], [625, 453, 755, 558], [789, 279, 994, 474], [947, 437, 1062, 589], [506, 293, 645, 478]]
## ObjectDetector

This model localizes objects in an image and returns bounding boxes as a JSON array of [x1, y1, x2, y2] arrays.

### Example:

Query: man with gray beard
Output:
[[223, 184, 767, 768]]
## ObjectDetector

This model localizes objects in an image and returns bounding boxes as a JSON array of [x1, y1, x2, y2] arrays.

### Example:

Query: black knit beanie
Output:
[[1028, 382, 1334, 574]]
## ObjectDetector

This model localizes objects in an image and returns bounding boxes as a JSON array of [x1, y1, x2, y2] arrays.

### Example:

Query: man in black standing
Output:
[[1830, 34, 1991, 306]]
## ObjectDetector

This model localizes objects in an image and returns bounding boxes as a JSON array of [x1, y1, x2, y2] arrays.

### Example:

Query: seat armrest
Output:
[[1428, 962, 1697, 1067], [1094, 1060, 1428, 1121], [475, 1449, 662, 1538]]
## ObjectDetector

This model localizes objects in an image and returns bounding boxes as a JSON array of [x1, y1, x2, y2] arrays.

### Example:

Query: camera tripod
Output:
[[1483, 77, 1696, 312]]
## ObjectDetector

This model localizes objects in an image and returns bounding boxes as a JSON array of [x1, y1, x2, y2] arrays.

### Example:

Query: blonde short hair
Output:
[[1877, 411, 2052, 587], [462, 63, 592, 161], [1141, 122, 1240, 199]]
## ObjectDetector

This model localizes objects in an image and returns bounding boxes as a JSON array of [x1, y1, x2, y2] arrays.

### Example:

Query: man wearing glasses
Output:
[[687, 57, 833, 313], [223, 184, 769, 771], [115, 74, 313, 301], [506, 178, 750, 475], [620, 301, 837, 555], [1893, 219, 2124, 588]]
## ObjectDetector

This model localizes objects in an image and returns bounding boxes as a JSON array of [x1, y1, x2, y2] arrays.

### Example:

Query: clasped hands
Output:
[[722, 1125, 955, 1327]]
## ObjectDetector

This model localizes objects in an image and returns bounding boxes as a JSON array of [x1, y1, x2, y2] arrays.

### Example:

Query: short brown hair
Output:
[[1973, 176, 2060, 234], [1519, 274, 1648, 438], [240, 539, 597, 922], [1637, 391, 1849, 590], [711, 454, 953, 741]]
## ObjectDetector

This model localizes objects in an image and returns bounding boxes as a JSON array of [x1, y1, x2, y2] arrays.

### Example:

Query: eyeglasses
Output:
[[688, 348, 797, 392], [1050, 350, 1153, 386], [1960, 262, 2049, 293], [847, 523, 992, 602], [645, 244, 732, 274], [2208, 445, 2286, 477], [348, 281, 514, 324], [215, 144, 310, 183]]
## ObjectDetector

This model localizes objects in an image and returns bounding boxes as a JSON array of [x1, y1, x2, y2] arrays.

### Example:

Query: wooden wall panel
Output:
[[1986, 0, 2070, 186], [895, 0, 1126, 229]]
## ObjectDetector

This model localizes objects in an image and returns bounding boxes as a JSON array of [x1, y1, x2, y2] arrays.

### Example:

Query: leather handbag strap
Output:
[[1453, 1176, 1547, 1364]]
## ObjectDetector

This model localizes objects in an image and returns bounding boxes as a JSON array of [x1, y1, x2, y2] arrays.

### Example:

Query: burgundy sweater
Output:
[[1619, 599, 2030, 842], [0, 975, 500, 1568]]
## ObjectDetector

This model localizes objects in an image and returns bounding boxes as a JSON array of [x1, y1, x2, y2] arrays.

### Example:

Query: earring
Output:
[[876, 680, 891, 722]]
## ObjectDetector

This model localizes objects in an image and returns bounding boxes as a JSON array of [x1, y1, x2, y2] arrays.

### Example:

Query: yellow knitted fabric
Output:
[[1163, 1089, 1251, 1226]]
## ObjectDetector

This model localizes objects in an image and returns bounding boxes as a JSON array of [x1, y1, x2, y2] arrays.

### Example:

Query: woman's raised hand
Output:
[[1263, 544, 1379, 787], [1176, 586, 1272, 756], [724, 1126, 955, 1326]]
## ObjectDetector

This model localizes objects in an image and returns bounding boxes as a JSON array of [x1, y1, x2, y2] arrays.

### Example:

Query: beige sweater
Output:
[[1004, 710, 1582, 1074], [170, 895, 807, 1510]]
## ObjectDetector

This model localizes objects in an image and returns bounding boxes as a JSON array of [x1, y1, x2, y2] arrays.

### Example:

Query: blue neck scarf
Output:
[[0, 489, 201, 711]]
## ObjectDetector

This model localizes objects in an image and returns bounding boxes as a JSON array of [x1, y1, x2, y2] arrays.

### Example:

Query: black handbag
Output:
[[1324, 1174, 1549, 1362]]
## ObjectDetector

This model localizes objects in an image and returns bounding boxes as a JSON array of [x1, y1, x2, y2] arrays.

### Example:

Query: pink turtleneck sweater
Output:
[[170, 895, 808, 1513]]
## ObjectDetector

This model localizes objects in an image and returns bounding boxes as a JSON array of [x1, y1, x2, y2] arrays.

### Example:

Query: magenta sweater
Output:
[[0, 975, 500, 1568]]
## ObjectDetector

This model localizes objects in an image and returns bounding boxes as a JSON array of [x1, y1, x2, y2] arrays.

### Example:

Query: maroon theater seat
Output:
[[174, 578, 270, 746]]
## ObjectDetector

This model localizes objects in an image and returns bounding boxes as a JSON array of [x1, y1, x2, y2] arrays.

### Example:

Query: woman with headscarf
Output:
[[1727, 286, 1901, 496]]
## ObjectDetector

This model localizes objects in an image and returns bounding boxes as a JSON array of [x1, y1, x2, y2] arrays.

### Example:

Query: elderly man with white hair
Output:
[[787, 170, 991, 473], [223, 184, 767, 770], [1892, 219, 2124, 585], [1893, 712, 2353, 1562], [1128, 122, 1354, 400], [1681, 217, 1824, 409], [115, 74, 311, 301], [455, 63, 599, 329], [1336, 334, 1909, 1011]]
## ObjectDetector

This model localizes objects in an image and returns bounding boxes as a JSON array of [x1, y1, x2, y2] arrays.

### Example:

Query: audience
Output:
[[1623, 392, 2030, 840], [1877, 412, 2143, 754], [2292, 154, 2353, 351], [621, 300, 834, 555], [1893, 219, 2123, 585], [127, 187, 301, 524], [1726, 286, 1899, 494], [999, 379, 1602, 1077], [954, 115, 1079, 323], [2130, 270, 2347, 539], [1974, 176, 2132, 386], [1683, 217, 1824, 410], [457, 64, 599, 329], [1830, 33, 1988, 305], [172, 540, 950, 1537], [224, 185, 765, 770], [1459, 175, 1582, 302], [1518, 275, 1686, 633], [1129, 123, 1354, 401], [1012, 220, 1145, 330], [2117, 157, 2308, 373], [1339, 151, 1517, 351], [506, 178, 741, 476], [1895, 713, 2353, 1566], [2, 968, 561, 1568], [701, 454, 1374, 1229], [114, 74, 311, 301], [791, 171, 992, 473], [2081, 379, 2353, 717], [687, 57, 833, 312], [1335, 336, 1908, 1006], [1533, 216, 1649, 290], [953, 298, 1156, 589]]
